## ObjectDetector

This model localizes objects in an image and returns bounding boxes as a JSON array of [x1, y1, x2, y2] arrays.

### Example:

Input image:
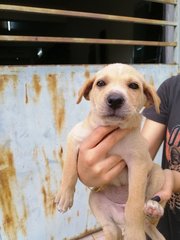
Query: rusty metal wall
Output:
[[0, 64, 179, 240]]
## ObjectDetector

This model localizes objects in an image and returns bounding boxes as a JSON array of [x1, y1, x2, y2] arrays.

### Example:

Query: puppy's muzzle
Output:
[[107, 93, 125, 110]]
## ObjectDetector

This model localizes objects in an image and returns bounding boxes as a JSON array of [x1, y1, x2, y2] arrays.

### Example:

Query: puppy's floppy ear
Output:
[[143, 82, 161, 114], [76, 77, 95, 104]]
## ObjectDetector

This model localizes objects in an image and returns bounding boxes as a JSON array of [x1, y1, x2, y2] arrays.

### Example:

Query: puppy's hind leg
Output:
[[145, 224, 165, 240], [89, 191, 123, 240]]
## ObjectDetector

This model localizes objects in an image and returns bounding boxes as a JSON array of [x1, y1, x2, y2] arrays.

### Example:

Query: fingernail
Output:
[[151, 195, 161, 202]]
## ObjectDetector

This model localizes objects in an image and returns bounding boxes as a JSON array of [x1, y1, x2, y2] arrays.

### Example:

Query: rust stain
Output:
[[12, 75, 18, 92], [25, 83, 28, 104], [71, 71, 75, 81], [33, 146, 39, 160], [0, 75, 18, 99], [19, 194, 28, 235], [47, 74, 65, 134], [33, 146, 59, 216], [67, 217, 71, 224], [149, 76, 155, 86], [0, 75, 8, 93], [52, 147, 64, 190], [41, 186, 56, 216], [52, 147, 64, 169], [0, 146, 27, 239], [58, 146, 64, 168], [41, 147, 56, 216], [71, 71, 76, 98], [32, 74, 42, 101], [84, 69, 90, 80]]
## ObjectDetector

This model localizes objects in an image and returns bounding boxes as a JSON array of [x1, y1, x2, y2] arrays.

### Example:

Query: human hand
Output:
[[152, 169, 173, 203], [77, 126, 129, 187], [144, 169, 173, 218]]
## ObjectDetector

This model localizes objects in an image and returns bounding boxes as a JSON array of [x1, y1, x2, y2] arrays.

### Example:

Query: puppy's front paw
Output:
[[144, 199, 164, 219], [55, 189, 74, 213]]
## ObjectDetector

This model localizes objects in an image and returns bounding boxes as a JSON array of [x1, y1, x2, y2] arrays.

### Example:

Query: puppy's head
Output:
[[77, 64, 160, 126]]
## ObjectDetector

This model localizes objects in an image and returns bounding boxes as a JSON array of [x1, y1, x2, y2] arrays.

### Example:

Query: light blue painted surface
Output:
[[0, 64, 179, 240]]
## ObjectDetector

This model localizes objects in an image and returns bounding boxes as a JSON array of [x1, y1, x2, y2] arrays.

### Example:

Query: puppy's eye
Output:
[[96, 80, 106, 87], [128, 82, 139, 90]]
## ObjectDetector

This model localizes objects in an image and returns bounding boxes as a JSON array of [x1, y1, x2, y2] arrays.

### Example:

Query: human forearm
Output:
[[141, 119, 166, 160], [152, 169, 180, 203]]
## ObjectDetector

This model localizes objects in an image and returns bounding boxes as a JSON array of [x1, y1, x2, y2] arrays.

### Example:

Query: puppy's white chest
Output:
[[70, 121, 93, 144]]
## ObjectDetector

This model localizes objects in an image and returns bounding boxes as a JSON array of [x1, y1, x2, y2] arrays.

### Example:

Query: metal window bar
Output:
[[0, 4, 177, 26], [0, 35, 177, 47], [174, 0, 180, 65], [0, 2, 179, 65]]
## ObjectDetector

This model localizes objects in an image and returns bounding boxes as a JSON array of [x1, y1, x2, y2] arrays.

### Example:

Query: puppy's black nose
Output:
[[107, 94, 125, 109]]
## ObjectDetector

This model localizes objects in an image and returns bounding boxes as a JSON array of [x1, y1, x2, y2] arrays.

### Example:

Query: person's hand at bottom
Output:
[[77, 126, 129, 187]]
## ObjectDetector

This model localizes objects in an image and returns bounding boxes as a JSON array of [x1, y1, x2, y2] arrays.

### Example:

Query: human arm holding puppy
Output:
[[78, 75, 180, 239], [78, 77, 180, 199], [78, 119, 177, 201]]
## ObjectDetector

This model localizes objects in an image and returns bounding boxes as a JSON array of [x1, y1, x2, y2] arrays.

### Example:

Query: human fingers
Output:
[[80, 126, 117, 150], [78, 156, 126, 187], [152, 169, 173, 202], [151, 191, 171, 203], [96, 155, 126, 174], [144, 169, 174, 219], [100, 157, 127, 185], [95, 128, 130, 155]]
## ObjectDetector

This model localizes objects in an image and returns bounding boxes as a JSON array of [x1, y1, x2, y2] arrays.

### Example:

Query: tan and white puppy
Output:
[[55, 64, 166, 240]]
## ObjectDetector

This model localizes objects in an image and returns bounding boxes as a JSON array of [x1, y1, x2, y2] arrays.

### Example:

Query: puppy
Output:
[[55, 64, 166, 240]]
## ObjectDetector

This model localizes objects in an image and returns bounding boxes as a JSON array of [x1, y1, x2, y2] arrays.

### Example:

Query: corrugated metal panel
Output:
[[0, 64, 179, 240]]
